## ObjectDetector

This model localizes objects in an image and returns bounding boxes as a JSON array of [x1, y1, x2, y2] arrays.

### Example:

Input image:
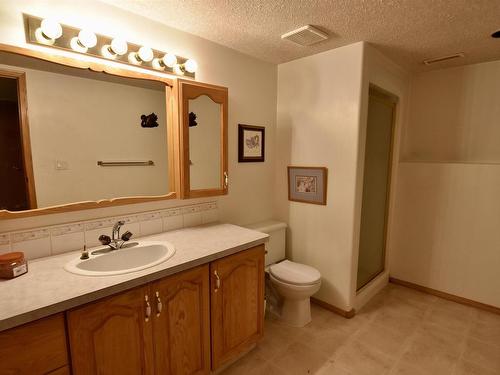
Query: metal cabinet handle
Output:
[[214, 270, 221, 292], [145, 295, 151, 322], [155, 291, 163, 317], [223, 172, 228, 188]]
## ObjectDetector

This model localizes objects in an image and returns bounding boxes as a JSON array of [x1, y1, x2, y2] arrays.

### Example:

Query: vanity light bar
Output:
[[23, 14, 196, 78]]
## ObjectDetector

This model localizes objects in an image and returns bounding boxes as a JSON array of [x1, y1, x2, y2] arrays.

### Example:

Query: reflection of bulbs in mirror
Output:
[[152, 52, 178, 70], [78, 29, 97, 48], [128, 46, 154, 64], [70, 29, 97, 53], [173, 64, 185, 76], [152, 58, 164, 70], [184, 59, 198, 73], [35, 18, 62, 45], [102, 37, 128, 58], [162, 53, 177, 68], [41, 18, 63, 39], [138, 46, 154, 62], [110, 38, 128, 55]]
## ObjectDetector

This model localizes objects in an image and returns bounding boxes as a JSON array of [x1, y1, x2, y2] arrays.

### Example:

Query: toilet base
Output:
[[280, 297, 312, 327]]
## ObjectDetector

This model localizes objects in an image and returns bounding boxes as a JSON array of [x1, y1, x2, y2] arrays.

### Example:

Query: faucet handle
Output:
[[99, 234, 111, 245], [121, 231, 133, 242]]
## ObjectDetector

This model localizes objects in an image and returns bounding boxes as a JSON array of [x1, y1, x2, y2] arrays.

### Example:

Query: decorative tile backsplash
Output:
[[0, 202, 218, 260]]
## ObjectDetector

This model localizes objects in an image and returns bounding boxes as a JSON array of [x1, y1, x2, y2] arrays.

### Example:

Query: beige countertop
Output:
[[0, 223, 268, 332]]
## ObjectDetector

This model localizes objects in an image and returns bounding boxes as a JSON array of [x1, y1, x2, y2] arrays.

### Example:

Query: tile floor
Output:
[[221, 283, 500, 375]]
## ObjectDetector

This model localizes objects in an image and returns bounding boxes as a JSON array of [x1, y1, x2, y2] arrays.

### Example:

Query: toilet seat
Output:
[[269, 260, 321, 286]]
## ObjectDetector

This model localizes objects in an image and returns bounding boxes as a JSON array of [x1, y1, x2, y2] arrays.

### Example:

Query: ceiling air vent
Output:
[[423, 53, 465, 65], [281, 25, 328, 46]]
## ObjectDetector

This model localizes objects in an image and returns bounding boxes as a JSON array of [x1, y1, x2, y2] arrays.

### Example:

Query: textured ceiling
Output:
[[100, 0, 500, 71]]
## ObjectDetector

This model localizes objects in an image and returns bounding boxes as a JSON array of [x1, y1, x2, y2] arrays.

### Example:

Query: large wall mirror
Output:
[[0, 45, 177, 218], [178, 80, 228, 198]]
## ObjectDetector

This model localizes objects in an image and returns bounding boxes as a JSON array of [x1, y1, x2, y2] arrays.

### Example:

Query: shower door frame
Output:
[[356, 87, 398, 292]]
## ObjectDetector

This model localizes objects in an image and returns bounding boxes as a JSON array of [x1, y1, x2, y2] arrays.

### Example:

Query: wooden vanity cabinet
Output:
[[151, 265, 211, 375], [67, 266, 211, 375], [210, 245, 265, 370], [0, 313, 69, 374], [67, 285, 154, 375], [63, 246, 264, 374]]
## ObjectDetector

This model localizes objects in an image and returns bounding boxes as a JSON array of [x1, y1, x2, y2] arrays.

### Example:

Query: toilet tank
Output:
[[245, 220, 287, 266]]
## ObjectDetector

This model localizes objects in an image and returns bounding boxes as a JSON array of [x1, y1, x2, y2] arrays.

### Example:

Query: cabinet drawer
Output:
[[0, 313, 68, 374]]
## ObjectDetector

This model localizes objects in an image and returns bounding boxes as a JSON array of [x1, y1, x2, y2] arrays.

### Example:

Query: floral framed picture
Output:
[[238, 124, 265, 162], [288, 166, 328, 205]]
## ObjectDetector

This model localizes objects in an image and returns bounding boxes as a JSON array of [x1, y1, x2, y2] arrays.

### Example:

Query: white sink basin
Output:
[[64, 241, 176, 276]]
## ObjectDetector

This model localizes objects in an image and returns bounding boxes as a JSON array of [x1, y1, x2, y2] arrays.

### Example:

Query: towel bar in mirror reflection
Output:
[[97, 161, 155, 167]]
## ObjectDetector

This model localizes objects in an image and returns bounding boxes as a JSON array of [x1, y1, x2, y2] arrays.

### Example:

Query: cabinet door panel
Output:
[[210, 246, 265, 370], [67, 286, 154, 375], [0, 313, 68, 374], [152, 265, 210, 375]]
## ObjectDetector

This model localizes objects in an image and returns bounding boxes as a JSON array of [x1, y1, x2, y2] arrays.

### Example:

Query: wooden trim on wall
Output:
[[389, 277, 500, 316], [311, 297, 356, 319], [0, 43, 180, 219], [177, 79, 228, 199]]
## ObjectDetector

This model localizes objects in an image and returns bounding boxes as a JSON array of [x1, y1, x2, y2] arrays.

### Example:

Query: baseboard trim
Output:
[[311, 297, 355, 319], [389, 277, 500, 316]]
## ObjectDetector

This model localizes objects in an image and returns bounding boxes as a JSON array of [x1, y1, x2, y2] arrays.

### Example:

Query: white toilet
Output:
[[246, 221, 321, 327]]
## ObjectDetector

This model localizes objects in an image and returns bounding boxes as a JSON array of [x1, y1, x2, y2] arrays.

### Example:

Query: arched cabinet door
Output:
[[210, 245, 265, 370], [151, 265, 211, 375], [177, 79, 228, 199], [67, 285, 154, 375]]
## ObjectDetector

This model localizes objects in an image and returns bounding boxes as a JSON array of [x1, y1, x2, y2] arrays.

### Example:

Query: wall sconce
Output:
[[24, 14, 196, 78], [70, 29, 97, 53], [35, 18, 62, 45]]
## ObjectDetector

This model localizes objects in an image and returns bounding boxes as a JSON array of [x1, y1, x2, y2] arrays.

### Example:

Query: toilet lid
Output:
[[269, 260, 321, 285]]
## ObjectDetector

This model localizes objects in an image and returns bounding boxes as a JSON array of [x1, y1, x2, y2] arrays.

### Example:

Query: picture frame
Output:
[[238, 124, 265, 162], [287, 166, 328, 205]]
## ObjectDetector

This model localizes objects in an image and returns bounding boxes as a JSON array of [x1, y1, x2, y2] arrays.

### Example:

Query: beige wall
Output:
[[0, 0, 277, 232], [390, 60, 500, 308], [402, 60, 500, 162], [275, 43, 365, 310]]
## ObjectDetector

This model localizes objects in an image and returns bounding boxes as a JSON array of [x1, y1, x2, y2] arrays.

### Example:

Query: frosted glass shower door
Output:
[[357, 89, 396, 290]]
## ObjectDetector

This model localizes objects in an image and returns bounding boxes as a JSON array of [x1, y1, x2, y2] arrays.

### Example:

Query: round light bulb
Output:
[[128, 51, 141, 65], [70, 36, 88, 53], [35, 28, 55, 45], [40, 18, 62, 40], [152, 58, 164, 70], [184, 59, 198, 73], [78, 29, 97, 48], [162, 53, 177, 68], [173, 64, 185, 76], [138, 46, 154, 62], [110, 37, 128, 55]]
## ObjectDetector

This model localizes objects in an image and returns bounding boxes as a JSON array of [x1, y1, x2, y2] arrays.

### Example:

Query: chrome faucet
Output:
[[112, 220, 125, 244], [98, 220, 133, 250]]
